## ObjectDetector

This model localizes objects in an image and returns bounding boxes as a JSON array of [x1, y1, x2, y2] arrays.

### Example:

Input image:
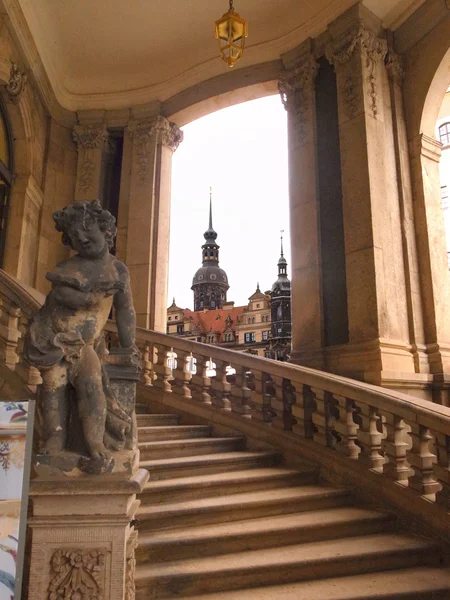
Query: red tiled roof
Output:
[[183, 306, 245, 335]]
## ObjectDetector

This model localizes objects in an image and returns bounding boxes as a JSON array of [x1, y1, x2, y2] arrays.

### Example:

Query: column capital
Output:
[[326, 20, 387, 67], [128, 116, 183, 153], [278, 52, 319, 110], [73, 124, 109, 149], [386, 51, 405, 84]]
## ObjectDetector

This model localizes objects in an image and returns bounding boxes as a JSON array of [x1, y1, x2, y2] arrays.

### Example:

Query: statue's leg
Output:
[[41, 363, 69, 455], [75, 345, 108, 459]]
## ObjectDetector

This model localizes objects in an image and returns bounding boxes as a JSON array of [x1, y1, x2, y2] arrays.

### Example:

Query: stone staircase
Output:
[[134, 411, 450, 600]]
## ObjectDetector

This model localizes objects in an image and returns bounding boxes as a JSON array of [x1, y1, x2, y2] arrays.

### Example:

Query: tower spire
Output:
[[209, 186, 213, 230], [280, 229, 284, 258]]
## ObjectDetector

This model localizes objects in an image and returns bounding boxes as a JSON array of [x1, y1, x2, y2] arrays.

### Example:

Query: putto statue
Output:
[[24, 200, 138, 473]]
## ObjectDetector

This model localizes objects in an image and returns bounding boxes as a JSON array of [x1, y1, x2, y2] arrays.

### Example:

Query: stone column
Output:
[[409, 132, 450, 383], [325, 13, 416, 384], [73, 124, 109, 201], [278, 43, 323, 369], [385, 52, 429, 375], [126, 116, 183, 331]]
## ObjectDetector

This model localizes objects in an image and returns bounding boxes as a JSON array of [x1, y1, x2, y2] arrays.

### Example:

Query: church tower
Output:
[[191, 190, 229, 311], [269, 231, 292, 359]]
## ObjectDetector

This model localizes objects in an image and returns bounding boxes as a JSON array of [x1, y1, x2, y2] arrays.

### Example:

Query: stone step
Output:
[[135, 403, 150, 414], [139, 450, 280, 480], [137, 424, 212, 442], [136, 485, 352, 531], [136, 506, 396, 563], [134, 533, 441, 598], [136, 413, 180, 426], [140, 467, 318, 504], [181, 567, 450, 600], [138, 436, 246, 460]]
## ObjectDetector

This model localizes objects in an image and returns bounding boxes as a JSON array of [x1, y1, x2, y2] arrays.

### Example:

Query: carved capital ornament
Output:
[[73, 124, 109, 150], [128, 116, 183, 184]]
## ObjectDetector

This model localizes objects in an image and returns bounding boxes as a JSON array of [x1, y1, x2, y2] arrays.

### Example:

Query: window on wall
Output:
[[262, 330, 269, 341], [177, 324, 184, 333], [439, 123, 450, 147], [0, 98, 13, 268], [244, 332, 256, 343]]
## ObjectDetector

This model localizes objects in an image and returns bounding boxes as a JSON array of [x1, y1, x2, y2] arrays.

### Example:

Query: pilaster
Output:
[[126, 116, 183, 331], [278, 42, 323, 368], [73, 124, 109, 201], [325, 12, 416, 380]]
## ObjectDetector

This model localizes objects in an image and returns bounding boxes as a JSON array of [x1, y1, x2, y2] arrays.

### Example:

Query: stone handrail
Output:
[[104, 321, 450, 515], [0, 268, 448, 517]]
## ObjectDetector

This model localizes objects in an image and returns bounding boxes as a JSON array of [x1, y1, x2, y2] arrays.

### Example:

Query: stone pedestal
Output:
[[27, 469, 148, 600]]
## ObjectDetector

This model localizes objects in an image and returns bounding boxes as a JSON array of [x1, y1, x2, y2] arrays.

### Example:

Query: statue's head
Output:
[[53, 200, 117, 258]]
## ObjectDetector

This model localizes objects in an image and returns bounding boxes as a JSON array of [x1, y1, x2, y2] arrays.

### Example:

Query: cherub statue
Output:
[[24, 201, 137, 464]]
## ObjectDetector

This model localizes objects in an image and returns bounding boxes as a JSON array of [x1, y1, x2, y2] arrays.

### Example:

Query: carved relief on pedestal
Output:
[[128, 116, 183, 185], [125, 530, 138, 600], [327, 20, 387, 119], [73, 125, 109, 194], [6, 62, 27, 104], [48, 549, 105, 600], [278, 53, 319, 144]]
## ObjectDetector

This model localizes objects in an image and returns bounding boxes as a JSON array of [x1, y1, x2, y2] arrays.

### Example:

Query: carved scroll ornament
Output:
[[72, 125, 108, 194], [6, 62, 27, 104]]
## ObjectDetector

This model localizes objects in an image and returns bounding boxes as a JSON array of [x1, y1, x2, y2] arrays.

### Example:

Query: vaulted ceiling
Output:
[[8, 0, 425, 111]]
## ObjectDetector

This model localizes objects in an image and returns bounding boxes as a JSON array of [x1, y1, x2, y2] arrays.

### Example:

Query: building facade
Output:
[[168, 210, 291, 358]]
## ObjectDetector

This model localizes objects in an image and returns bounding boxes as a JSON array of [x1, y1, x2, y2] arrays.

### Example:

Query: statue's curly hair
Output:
[[52, 200, 117, 250]]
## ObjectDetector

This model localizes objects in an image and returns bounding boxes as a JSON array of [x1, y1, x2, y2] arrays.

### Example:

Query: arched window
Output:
[[439, 122, 450, 147], [0, 98, 13, 267]]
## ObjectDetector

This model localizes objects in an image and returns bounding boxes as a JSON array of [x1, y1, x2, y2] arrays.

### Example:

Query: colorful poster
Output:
[[0, 401, 34, 600]]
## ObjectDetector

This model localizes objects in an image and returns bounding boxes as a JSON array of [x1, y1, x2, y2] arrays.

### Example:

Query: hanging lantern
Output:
[[215, 0, 248, 68]]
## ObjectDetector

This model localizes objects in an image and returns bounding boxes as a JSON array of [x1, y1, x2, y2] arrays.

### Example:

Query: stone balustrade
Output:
[[0, 268, 449, 520], [104, 321, 450, 514]]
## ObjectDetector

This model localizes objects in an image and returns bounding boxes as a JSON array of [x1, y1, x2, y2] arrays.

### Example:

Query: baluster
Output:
[[0, 301, 20, 367], [250, 369, 266, 423], [407, 423, 440, 499], [311, 388, 338, 448], [434, 432, 450, 509], [292, 384, 316, 439], [383, 413, 412, 485], [15, 314, 41, 389], [334, 395, 360, 459], [172, 349, 192, 400], [191, 354, 212, 405], [230, 365, 252, 418], [210, 359, 231, 411], [140, 342, 154, 386], [270, 375, 285, 430], [356, 404, 384, 472], [152, 343, 173, 394], [262, 374, 276, 424]]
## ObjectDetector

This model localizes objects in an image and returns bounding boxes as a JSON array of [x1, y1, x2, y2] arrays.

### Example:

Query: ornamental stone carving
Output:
[[278, 53, 318, 143], [48, 549, 105, 600], [73, 125, 109, 150], [125, 531, 139, 600], [386, 51, 405, 84], [326, 20, 387, 118], [6, 62, 27, 104], [73, 125, 109, 194], [128, 116, 183, 184]]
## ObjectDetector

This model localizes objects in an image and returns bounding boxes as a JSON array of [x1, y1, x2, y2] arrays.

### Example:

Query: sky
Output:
[[168, 94, 290, 310]]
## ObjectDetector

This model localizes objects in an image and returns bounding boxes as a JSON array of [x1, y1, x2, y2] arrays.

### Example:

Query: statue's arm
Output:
[[113, 265, 136, 348], [54, 285, 98, 309]]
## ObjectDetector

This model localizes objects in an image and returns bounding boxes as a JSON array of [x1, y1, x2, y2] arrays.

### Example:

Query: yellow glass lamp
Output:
[[215, 0, 248, 68]]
